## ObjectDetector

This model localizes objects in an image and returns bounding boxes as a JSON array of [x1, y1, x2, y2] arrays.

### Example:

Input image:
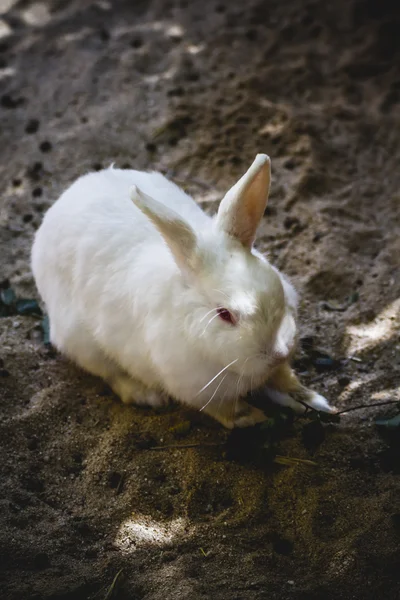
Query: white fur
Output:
[[31, 155, 332, 427]]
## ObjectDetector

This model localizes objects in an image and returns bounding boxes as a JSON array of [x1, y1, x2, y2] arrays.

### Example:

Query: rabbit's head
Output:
[[131, 154, 298, 384]]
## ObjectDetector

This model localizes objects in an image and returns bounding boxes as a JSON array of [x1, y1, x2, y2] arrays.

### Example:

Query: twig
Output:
[[291, 396, 398, 418], [148, 443, 317, 470], [146, 443, 316, 468], [274, 455, 317, 466], [148, 442, 224, 451], [104, 569, 123, 600], [116, 473, 125, 495], [295, 397, 398, 417], [336, 399, 399, 415]]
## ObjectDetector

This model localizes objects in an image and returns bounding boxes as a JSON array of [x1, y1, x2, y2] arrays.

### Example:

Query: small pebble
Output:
[[338, 375, 351, 387], [25, 119, 40, 134], [39, 140, 52, 153]]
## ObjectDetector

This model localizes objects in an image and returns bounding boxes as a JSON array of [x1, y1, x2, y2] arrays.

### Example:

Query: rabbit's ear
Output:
[[216, 154, 271, 248], [131, 185, 198, 272]]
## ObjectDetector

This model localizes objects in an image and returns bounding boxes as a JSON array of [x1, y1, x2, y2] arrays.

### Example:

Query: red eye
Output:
[[217, 307, 235, 325]]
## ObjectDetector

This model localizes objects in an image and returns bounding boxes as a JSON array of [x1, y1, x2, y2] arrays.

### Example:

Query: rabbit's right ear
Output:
[[216, 154, 271, 249], [131, 186, 198, 274]]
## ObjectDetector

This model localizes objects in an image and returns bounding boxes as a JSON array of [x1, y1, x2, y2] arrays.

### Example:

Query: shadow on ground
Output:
[[0, 1, 399, 599]]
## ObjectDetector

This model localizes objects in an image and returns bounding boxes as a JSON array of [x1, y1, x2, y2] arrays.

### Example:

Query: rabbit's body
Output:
[[32, 156, 335, 427]]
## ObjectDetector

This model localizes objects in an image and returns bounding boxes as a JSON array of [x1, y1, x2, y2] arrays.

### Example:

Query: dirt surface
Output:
[[1, 0, 400, 598]]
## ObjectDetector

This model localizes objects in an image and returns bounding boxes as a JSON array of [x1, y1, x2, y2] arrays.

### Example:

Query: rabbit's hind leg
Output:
[[109, 375, 170, 407], [50, 317, 170, 407], [50, 317, 119, 383]]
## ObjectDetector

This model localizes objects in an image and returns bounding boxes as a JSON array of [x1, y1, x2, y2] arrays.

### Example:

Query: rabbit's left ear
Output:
[[216, 154, 271, 249], [131, 185, 198, 273]]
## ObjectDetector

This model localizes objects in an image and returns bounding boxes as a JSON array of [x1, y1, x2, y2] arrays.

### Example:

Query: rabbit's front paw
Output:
[[303, 390, 336, 413], [265, 387, 336, 414], [111, 375, 169, 407], [265, 388, 306, 413], [232, 403, 267, 428], [209, 399, 267, 429]]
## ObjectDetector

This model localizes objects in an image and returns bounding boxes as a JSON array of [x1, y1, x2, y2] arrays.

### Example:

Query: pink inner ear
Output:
[[242, 166, 270, 228], [216, 154, 271, 249]]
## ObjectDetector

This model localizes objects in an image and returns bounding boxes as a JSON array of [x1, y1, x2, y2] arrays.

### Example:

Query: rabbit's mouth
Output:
[[247, 353, 292, 381], [235, 354, 271, 379], [269, 352, 289, 369]]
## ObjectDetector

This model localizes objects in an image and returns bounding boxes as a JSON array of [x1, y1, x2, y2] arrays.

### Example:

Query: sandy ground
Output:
[[0, 0, 400, 599]]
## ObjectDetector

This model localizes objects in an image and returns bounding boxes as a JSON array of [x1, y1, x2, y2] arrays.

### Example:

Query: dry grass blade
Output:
[[103, 569, 123, 600], [274, 455, 317, 466], [148, 442, 223, 451]]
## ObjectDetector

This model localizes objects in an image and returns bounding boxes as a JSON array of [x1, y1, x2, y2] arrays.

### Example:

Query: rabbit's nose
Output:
[[272, 349, 288, 365]]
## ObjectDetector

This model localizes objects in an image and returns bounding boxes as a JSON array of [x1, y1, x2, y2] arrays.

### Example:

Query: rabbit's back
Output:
[[31, 168, 209, 357], [63, 167, 209, 229], [32, 167, 210, 287], [37, 167, 208, 240]]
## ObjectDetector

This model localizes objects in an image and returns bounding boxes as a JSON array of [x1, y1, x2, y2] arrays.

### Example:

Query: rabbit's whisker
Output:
[[196, 358, 239, 396], [230, 385, 239, 428], [235, 369, 245, 398], [199, 374, 228, 412], [199, 307, 218, 324], [215, 386, 230, 424], [200, 312, 220, 336], [212, 288, 230, 300], [229, 358, 250, 425]]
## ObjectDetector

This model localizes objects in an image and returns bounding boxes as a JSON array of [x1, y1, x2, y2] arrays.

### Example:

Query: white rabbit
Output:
[[31, 154, 335, 428]]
